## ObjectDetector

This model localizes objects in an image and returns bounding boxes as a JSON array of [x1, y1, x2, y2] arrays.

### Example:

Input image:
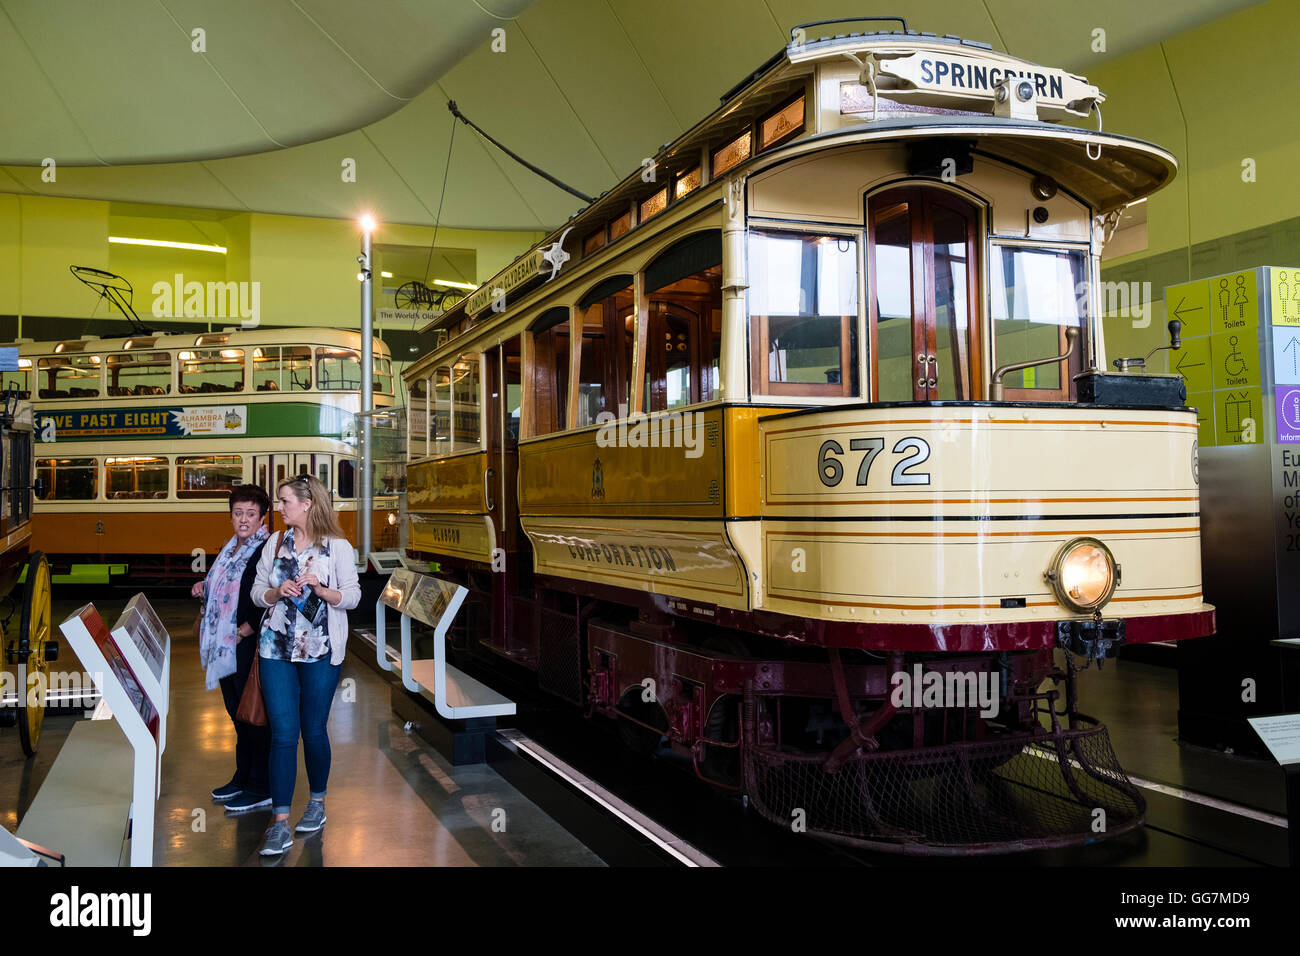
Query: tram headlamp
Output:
[[1045, 537, 1119, 614]]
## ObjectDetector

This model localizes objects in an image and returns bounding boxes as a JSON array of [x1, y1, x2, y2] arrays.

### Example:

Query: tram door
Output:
[[867, 186, 980, 401], [252, 454, 290, 533], [484, 340, 532, 660]]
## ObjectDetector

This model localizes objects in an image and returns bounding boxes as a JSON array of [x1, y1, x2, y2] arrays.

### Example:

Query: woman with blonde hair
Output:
[[250, 474, 360, 857]]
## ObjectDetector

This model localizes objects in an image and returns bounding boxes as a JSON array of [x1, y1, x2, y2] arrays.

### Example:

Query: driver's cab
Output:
[[745, 144, 1097, 407]]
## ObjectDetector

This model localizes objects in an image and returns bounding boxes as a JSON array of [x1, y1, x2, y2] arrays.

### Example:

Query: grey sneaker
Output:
[[259, 820, 293, 856], [295, 800, 327, 833]]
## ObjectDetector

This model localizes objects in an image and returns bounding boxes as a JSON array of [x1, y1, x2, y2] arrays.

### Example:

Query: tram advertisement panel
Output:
[[40, 405, 247, 438], [36, 402, 355, 441]]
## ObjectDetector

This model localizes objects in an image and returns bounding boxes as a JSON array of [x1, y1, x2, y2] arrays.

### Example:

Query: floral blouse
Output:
[[259, 529, 332, 663]]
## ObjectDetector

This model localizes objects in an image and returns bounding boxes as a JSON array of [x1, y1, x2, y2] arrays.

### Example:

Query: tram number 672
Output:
[[818, 437, 931, 488]]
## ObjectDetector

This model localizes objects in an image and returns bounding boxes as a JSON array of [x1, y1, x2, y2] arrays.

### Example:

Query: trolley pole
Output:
[[359, 215, 374, 570]]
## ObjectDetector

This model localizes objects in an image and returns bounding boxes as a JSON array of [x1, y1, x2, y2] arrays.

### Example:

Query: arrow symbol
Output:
[[1284, 336, 1299, 376], [1174, 296, 1204, 323], [1175, 350, 1204, 378]]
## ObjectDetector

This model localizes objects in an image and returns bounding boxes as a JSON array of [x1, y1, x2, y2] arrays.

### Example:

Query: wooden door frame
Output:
[[867, 184, 983, 403]]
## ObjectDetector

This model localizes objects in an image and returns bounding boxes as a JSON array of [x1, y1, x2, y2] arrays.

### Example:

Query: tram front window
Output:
[[749, 230, 858, 397], [317, 348, 362, 390], [990, 246, 1086, 398], [253, 346, 311, 391], [108, 352, 171, 396], [106, 456, 168, 499], [374, 357, 394, 396], [180, 349, 244, 393]]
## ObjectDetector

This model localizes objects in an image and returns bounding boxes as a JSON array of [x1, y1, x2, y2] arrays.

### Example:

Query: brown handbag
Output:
[[235, 652, 268, 726]]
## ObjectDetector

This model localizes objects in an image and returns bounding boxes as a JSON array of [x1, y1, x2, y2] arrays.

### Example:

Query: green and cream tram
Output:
[[5, 328, 398, 579]]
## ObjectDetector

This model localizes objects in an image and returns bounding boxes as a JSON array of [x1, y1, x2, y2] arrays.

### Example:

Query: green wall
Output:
[[1094, 0, 1300, 369]]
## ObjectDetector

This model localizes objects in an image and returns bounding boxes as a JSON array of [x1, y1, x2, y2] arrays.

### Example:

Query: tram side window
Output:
[[990, 246, 1087, 396], [37, 355, 101, 399], [749, 230, 859, 397], [645, 232, 723, 410], [180, 349, 244, 394], [431, 367, 451, 455], [531, 315, 570, 436], [36, 457, 98, 500], [106, 456, 169, 499], [576, 282, 634, 426], [7, 361, 32, 399], [108, 351, 171, 396], [317, 348, 362, 390], [338, 459, 355, 498], [451, 357, 480, 453], [408, 377, 428, 458], [253, 346, 312, 391], [177, 455, 243, 499]]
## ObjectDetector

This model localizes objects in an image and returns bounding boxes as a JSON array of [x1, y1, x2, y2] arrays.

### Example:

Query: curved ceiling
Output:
[[0, 0, 534, 165], [0, 0, 1267, 231]]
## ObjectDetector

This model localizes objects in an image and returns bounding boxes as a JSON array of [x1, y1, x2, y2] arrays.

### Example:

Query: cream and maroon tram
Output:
[[8, 328, 398, 580], [402, 20, 1212, 853]]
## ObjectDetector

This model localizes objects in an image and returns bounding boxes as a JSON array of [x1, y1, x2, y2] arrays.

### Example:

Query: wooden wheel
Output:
[[16, 552, 53, 757]]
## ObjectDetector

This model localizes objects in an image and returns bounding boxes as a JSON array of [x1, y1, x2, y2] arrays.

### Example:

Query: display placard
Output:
[[380, 567, 464, 631], [1247, 714, 1300, 765], [112, 593, 167, 683]]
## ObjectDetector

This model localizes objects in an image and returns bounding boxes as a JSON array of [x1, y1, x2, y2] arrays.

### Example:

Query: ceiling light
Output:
[[432, 279, 476, 290], [109, 236, 227, 254], [360, 214, 376, 233], [381, 271, 393, 278]]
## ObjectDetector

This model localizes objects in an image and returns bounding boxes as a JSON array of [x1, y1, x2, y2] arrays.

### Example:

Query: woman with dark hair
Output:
[[251, 474, 360, 857], [193, 483, 273, 813]]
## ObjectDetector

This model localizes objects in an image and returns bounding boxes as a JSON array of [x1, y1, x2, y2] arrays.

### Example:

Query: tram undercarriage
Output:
[[436, 565, 1146, 855]]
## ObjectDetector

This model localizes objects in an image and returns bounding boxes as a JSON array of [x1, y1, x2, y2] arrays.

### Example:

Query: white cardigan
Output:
[[251, 531, 361, 666]]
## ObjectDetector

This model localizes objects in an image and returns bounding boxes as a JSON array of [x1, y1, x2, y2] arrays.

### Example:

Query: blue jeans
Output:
[[259, 655, 341, 815]]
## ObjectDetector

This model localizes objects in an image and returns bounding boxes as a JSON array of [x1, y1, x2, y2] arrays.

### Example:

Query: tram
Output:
[[6, 328, 399, 580], [0, 367, 54, 757], [402, 20, 1212, 853]]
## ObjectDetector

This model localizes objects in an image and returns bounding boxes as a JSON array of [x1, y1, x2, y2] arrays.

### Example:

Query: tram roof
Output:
[[423, 26, 1176, 345], [8, 326, 390, 357]]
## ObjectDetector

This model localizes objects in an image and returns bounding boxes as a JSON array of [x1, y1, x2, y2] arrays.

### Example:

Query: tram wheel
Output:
[[16, 552, 54, 758]]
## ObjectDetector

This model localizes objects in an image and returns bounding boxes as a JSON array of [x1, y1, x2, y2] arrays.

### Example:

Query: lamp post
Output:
[[358, 213, 375, 569]]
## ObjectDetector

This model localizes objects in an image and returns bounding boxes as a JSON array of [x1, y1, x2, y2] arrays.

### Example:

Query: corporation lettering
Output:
[[566, 541, 677, 572]]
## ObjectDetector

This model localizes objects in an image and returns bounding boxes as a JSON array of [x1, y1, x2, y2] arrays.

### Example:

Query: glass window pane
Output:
[[38, 355, 100, 398], [177, 455, 242, 499], [107, 351, 171, 396], [749, 231, 858, 393], [533, 324, 569, 435], [452, 357, 479, 452], [932, 205, 972, 401], [316, 348, 362, 390], [179, 349, 244, 393], [408, 378, 428, 458], [432, 367, 451, 454], [374, 356, 394, 395], [990, 246, 1086, 390], [105, 456, 168, 499], [37, 457, 97, 500], [8, 359, 31, 399], [338, 459, 356, 498], [253, 346, 311, 391]]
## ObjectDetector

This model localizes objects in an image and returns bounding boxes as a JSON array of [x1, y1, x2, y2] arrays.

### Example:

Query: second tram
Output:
[[5, 328, 399, 579]]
